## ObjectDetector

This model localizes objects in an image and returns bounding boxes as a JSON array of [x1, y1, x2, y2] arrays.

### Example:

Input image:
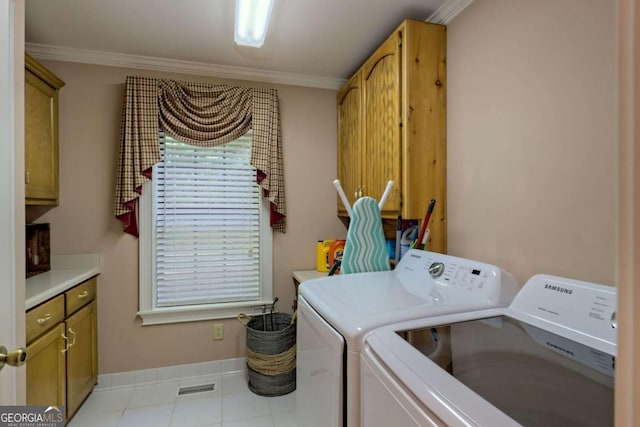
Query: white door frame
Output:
[[615, 0, 639, 425], [0, 0, 635, 416], [0, 0, 26, 405]]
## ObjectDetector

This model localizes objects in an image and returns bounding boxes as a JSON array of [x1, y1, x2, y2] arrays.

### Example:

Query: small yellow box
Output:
[[316, 240, 334, 272]]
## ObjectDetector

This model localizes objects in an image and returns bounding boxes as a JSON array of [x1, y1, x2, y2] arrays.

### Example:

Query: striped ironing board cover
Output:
[[341, 197, 390, 274]]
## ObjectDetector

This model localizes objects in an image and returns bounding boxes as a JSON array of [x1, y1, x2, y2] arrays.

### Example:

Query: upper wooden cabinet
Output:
[[25, 53, 65, 205], [337, 19, 447, 253]]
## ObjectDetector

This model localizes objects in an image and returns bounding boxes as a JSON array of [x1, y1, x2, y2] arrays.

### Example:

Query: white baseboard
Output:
[[94, 357, 247, 391]]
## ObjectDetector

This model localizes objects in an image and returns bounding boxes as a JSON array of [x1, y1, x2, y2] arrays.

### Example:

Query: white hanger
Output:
[[333, 179, 394, 218]]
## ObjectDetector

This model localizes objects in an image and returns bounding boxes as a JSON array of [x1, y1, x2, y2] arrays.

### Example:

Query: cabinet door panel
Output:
[[65, 301, 97, 419], [25, 70, 59, 205], [337, 73, 363, 213], [363, 33, 401, 213], [26, 323, 66, 410]]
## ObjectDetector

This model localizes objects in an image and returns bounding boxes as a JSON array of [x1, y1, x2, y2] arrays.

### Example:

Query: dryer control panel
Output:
[[440, 262, 493, 292]]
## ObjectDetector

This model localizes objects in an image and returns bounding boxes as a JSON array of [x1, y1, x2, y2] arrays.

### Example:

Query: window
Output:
[[138, 131, 273, 325]]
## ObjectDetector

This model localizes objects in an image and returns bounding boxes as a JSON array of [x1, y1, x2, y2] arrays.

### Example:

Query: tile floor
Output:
[[68, 371, 297, 427]]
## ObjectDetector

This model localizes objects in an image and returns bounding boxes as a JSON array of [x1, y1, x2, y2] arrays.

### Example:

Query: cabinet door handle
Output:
[[61, 334, 70, 353], [77, 291, 90, 299], [67, 328, 76, 347], [36, 314, 51, 325], [25, 171, 30, 185]]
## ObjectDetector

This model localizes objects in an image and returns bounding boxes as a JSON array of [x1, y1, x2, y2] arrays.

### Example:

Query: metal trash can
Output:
[[242, 312, 296, 396]]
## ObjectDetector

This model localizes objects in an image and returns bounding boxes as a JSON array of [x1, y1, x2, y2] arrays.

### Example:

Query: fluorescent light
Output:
[[235, 0, 274, 48]]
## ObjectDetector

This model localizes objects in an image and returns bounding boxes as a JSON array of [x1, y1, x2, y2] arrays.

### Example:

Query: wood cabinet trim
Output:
[[25, 53, 65, 90], [363, 30, 401, 82], [337, 72, 362, 105]]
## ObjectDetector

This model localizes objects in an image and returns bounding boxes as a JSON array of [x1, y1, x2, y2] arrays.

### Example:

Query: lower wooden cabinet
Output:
[[26, 277, 98, 422], [65, 301, 98, 418], [26, 323, 66, 409]]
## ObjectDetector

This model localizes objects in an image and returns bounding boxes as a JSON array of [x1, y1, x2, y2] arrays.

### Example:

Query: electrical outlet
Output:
[[213, 323, 224, 340]]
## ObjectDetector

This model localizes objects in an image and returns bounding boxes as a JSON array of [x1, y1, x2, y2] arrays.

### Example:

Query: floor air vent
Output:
[[177, 383, 216, 396]]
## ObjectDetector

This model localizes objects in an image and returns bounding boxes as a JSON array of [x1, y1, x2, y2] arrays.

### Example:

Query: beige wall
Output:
[[447, 0, 616, 286], [27, 0, 617, 374], [27, 62, 345, 373]]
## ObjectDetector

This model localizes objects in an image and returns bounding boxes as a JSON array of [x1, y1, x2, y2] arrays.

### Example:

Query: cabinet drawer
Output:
[[66, 277, 97, 316], [26, 295, 64, 344]]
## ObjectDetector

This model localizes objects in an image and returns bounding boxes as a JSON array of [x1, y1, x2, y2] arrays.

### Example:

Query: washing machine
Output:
[[296, 249, 519, 426], [361, 274, 616, 426]]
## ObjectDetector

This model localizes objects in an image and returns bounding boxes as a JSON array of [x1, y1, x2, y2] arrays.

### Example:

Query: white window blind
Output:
[[153, 131, 262, 307]]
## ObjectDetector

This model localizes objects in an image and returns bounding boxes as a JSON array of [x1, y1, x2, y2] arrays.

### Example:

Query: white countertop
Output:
[[293, 270, 329, 283], [26, 254, 100, 310]]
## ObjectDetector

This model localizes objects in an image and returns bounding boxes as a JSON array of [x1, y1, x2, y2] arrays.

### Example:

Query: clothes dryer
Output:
[[296, 249, 518, 426]]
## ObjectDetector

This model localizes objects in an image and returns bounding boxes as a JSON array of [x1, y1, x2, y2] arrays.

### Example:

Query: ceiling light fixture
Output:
[[234, 0, 274, 48]]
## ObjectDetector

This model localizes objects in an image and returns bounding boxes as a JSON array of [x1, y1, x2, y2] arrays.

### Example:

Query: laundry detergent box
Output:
[[316, 240, 345, 272]]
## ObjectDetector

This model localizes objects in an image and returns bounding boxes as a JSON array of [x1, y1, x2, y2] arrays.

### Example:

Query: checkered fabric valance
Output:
[[114, 76, 286, 235]]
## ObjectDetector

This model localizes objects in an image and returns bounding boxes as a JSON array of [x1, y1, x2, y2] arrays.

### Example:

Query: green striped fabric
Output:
[[341, 197, 390, 274]]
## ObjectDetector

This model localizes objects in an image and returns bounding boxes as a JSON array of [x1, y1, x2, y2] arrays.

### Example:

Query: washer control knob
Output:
[[429, 262, 445, 278], [611, 311, 617, 329]]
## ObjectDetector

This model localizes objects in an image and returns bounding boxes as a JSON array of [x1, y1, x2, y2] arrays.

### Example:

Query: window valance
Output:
[[114, 76, 286, 236]]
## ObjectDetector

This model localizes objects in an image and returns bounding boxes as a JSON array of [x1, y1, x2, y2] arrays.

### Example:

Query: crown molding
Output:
[[25, 43, 346, 90], [427, 0, 474, 24]]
